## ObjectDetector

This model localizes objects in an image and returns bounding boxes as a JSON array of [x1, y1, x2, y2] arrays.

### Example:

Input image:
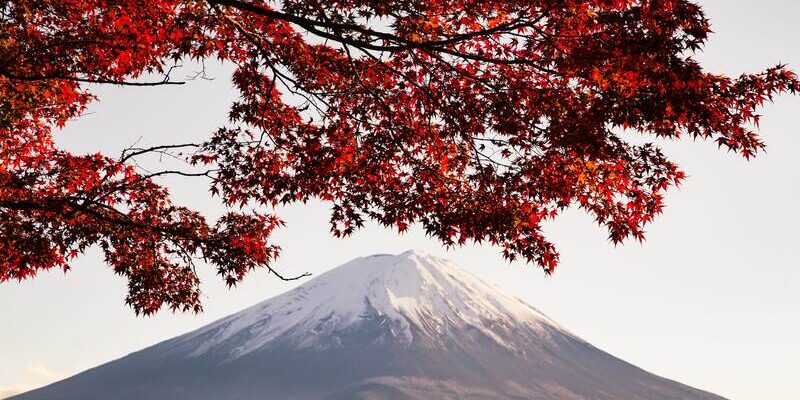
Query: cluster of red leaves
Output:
[[1, 0, 797, 314]]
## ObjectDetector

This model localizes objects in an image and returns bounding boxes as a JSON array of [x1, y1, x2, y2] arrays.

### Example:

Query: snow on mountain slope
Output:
[[184, 250, 566, 357], [11, 250, 728, 400]]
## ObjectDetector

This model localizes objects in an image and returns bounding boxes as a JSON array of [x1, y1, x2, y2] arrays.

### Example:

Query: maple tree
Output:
[[1, 0, 797, 315]]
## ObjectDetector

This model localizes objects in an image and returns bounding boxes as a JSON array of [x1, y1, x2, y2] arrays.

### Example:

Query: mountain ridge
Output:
[[175, 250, 572, 358], [11, 250, 727, 400]]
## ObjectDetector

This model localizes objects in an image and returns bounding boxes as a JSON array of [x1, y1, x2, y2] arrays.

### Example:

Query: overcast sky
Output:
[[2, 1, 799, 399]]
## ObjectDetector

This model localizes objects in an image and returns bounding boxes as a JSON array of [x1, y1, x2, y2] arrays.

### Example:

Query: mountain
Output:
[[12, 250, 726, 400]]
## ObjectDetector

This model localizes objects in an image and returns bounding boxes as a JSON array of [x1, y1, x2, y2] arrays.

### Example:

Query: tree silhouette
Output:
[[1, 0, 797, 314]]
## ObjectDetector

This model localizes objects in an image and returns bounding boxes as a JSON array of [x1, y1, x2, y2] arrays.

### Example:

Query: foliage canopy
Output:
[[1, 0, 797, 314]]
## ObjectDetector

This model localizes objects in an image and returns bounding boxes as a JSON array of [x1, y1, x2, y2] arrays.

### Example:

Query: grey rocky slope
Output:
[[13, 251, 726, 400]]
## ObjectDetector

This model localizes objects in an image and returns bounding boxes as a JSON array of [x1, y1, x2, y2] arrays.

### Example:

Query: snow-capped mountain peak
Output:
[[184, 250, 560, 357], [13, 250, 728, 400]]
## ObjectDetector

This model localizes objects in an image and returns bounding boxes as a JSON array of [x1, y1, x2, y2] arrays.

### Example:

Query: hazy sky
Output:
[[2, 1, 799, 399]]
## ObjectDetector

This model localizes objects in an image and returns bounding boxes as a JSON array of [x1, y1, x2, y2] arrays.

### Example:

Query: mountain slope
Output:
[[12, 251, 726, 400]]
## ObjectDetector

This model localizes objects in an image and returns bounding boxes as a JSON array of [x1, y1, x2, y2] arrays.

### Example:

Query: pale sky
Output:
[[1, 1, 799, 399]]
